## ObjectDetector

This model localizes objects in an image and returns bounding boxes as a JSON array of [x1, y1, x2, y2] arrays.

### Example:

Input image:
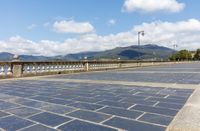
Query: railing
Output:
[[0, 60, 183, 78]]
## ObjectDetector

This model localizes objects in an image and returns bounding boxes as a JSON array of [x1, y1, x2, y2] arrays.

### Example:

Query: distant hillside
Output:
[[0, 44, 176, 61], [63, 44, 176, 60], [0, 52, 14, 61], [0, 53, 51, 61]]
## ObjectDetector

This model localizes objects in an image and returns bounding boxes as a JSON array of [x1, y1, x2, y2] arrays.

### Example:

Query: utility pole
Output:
[[137, 31, 145, 60]]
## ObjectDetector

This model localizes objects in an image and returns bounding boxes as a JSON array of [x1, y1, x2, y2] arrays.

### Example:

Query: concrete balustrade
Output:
[[0, 60, 188, 78]]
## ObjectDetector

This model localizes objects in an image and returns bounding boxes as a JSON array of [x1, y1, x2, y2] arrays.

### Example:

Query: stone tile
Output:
[[103, 117, 165, 131], [97, 100, 133, 109], [73, 97, 102, 103], [40, 105, 76, 114], [20, 124, 57, 131], [4, 97, 32, 104], [98, 106, 142, 119], [94, 95, 123, 101], [131, 105, 178, 116], [0, 115, 34, 131], [5, 107, 42, 118], [58, 120, 116, 131], [30, 96, 52, 102], [0, 101, 20, 110], [136, 92, 167, 98], [121, 98, 157, 106], [68, 102, 104, 111], [55, 94, 78, 100], [20, 101, 49, 108], [167, 95, 189, 100], [118, 94, 147, 100], [156, 102, 183, 110], [147, 97, 187, 104], [67, 110, 111, 123], [0, 111, 10, 118], [28, 112, 71, 127], [139, 113, 173, 126], [47, 98, 74, 105]]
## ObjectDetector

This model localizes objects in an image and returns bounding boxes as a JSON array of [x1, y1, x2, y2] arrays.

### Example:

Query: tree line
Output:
[[169, 49, 200, 61]]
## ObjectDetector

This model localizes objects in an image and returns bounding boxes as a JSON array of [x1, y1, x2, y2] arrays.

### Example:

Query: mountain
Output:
[[63, 44, 176, 60], [0, 44, 176, 61], [0, 53, 51, 61], [0, 52, 14, 61]]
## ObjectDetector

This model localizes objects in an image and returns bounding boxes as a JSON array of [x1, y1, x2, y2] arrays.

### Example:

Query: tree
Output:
[[194, 49, 200, 60], [169, 50, 192, 61], [178, 50, 192, 60], [169, 54, 177, 61]]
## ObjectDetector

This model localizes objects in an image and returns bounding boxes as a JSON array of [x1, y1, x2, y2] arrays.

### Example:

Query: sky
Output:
[[0, 0, 200, 56]]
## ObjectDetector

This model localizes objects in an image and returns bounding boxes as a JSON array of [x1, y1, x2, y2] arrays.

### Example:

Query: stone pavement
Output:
[[0, 62, 200, 131]]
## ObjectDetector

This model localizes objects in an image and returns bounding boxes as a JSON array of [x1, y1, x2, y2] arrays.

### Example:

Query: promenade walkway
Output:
[[0, 62, 200, 131]]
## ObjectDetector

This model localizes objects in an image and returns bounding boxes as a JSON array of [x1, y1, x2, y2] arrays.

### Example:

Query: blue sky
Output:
[[0, 0, 200, 56]]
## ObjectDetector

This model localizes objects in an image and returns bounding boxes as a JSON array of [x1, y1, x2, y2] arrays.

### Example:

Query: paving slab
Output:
[[28, 112, 72, 127], [58, 120, 117, 131], [20, 124, 58, 131], [0, 115, 34, 131], [0, 62, 200, 131], [67, 110, 111, 123], [103, 117, 165, 131]]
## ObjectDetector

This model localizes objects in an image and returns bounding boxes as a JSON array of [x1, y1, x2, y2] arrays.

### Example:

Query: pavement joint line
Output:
[[63, 114, 122, 130], [135, 112, 146, 120], [133, 91, 140, 95], [129, 107, 177, 118], [2, 105, 84, 131], [63, 108, 80, 115], [94, 106, 108, 112], [105, 111, 167, 128], [153, 101, 159, 107], [99, 115, 115, 124], [3, 93, 178, 118], [0, 112, 42, 130], [144, 96, 152, 100], [54, 118, 75, 129], [0, 114, 13, 119], [16, 123, 38, 131], [127, 104, 136, 110], [128, 89, 135, 93], [164, 94, 170, 98]]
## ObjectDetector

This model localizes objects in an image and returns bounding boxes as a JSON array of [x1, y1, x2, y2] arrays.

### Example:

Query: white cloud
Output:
[[122, 0, 185, 13], [27, 24, 37, 30], [133, 19, 200, 49], [108, 19, 116, 26], [53, 20, 94, 34], [1, 19, 200, 56]]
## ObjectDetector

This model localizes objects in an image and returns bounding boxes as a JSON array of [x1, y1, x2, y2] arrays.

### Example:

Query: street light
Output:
[[173, 44, 178, 50], [138, 31, 145, 47], [137, 31, 145, 60]]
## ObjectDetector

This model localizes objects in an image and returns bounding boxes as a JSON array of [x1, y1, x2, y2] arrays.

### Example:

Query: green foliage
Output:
[[194, 49, 200, 60], [169, 50, 192, 61]]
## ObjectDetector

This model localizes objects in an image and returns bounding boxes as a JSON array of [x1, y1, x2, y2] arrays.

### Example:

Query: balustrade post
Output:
[[118, 62, 122, 68], [84, 62, 89, 71], [12, 62, 23, 77]]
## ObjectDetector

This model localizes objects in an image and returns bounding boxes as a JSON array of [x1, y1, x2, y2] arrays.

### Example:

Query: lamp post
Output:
[[137, 31, 145, 60], [173, 44, 178, 50]]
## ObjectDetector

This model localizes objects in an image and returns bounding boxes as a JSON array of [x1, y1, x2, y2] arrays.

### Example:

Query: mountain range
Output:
[[0, 44, 175, 61]]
